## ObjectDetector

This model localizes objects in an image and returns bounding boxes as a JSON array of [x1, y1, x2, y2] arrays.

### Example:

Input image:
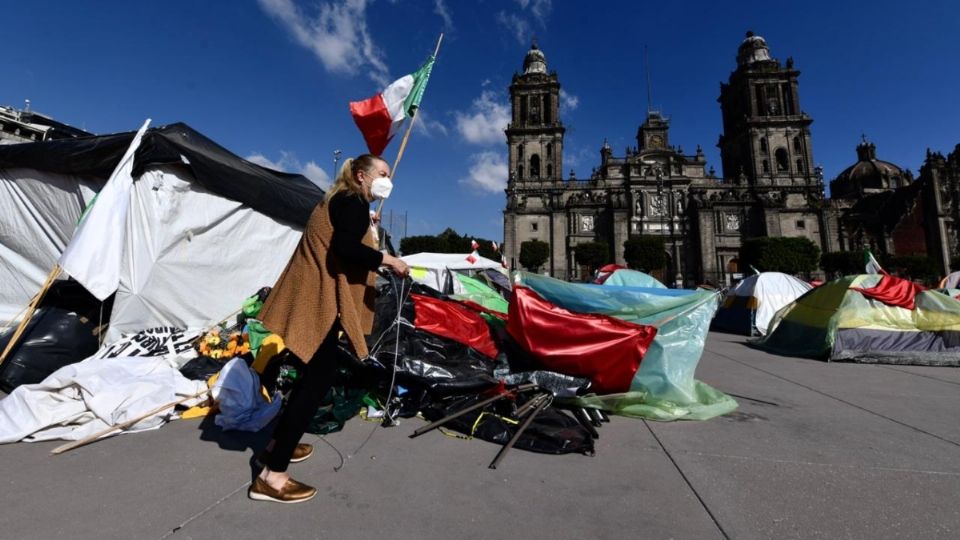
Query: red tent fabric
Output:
[[411, 294, 500, 359], [852, 274, 926, 310], [593, 264, 626, 284], [506, 286, 657, 394]]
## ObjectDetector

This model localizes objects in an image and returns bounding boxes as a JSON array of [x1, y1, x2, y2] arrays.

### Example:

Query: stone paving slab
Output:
[[1, 331, 958, 539]]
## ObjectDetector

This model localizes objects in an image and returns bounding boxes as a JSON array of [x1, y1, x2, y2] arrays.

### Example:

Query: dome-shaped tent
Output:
[[756, 274, 960, 365], [712, 272, 812, 336]]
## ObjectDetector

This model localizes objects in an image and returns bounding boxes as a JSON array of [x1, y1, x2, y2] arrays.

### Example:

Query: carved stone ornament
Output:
[[580, 214, 595, 232], [649, 195, 666, 217], [724, 213, 741, 232]]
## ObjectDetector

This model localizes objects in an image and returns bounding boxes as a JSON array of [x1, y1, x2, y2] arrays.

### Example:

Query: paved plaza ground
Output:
[[1, 332, 958, 539]]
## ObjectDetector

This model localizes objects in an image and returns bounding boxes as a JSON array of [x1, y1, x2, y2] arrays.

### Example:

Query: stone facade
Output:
[[0, 104, 90, 145], [503, 33, 827, 285]]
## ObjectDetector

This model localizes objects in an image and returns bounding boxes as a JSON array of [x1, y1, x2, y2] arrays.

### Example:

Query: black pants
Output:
[[264, 323, 340, 472]]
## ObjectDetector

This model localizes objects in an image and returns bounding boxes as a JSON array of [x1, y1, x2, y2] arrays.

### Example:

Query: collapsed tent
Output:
[[402, 252, 505, 295], [756, 274, 960, 365], [713, 272, 812, 336], [450, 273, 509, 313], [508, 273, 736, 420], [0, 122, 323, 342], [596, 266, 666, 288]]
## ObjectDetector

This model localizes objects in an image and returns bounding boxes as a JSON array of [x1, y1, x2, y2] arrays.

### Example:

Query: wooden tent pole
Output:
[[0, 265, 62, 368], [375, 32, 444, 220], [51, 389, 210, 455]]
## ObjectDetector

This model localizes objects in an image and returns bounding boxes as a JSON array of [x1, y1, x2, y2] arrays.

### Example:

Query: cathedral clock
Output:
[[649, 134, 664, 149]]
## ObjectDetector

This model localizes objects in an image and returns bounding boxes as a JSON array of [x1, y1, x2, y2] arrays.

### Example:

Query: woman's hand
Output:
[[381, 254, 410, 277]]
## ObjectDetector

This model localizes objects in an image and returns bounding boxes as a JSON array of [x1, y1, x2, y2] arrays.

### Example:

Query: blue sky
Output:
[[5, 1, 958, 242]]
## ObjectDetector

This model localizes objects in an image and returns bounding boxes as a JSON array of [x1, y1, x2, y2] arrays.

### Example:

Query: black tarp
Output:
[[0, 280, 110, 392], [0, 123, 324, 226]]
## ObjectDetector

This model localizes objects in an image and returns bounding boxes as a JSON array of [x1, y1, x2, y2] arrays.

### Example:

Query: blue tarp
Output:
[[516, 273, 737, 420]]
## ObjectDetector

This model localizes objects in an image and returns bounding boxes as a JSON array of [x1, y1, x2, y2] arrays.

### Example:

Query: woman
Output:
[[249, 154, 409, 504]]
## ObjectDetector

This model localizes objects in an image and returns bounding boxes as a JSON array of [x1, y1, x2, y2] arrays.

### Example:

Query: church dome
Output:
[[737, 31, 773, 67], [523, 42, 547, 74], [830, 140, 910, 199]]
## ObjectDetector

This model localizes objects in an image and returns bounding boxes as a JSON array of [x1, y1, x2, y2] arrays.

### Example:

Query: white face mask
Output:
[[370, 176, 393, 199]]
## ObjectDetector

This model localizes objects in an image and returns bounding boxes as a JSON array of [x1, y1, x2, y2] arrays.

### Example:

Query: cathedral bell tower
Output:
[[506, 42, 564, 183], [717, 32, 815, 187]]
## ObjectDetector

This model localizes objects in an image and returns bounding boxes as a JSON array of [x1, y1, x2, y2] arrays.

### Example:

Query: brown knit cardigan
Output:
[[259, 200, 377, 362]]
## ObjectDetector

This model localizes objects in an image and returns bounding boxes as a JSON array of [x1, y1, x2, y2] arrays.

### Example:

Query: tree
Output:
[[739, 237, 820, 275], [885, 255, 939, 284], [519, 240, 550, 272], [400, 228, 500, 260], [623, 236, 666, 272], [574, 241, 609, 273]]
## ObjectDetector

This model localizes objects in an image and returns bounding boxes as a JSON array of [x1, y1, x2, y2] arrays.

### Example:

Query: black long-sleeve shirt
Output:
[[328, 192, 384, 271]]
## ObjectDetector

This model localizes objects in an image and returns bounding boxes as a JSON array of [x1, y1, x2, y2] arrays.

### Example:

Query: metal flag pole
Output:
[[375, 32, 444, 219]]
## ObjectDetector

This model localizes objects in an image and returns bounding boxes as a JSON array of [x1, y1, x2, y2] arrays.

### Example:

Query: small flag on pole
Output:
[[864, 247, 886, 275], [492, 241, 499, 252], [471, 239, 480, 251], [349, 56, 435, 156]]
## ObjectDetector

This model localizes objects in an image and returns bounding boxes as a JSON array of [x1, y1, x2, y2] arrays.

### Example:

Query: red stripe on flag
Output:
[[349, 94, 393, 156]]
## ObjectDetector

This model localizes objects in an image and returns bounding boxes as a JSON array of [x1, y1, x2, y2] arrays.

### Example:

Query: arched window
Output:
[[518, 165, 524, 179], [759, 137, 768, 154], [530, 154, 541, 178], [727, 258, 740, 273], [775, 148, 788, 172], [517, 144, 524, 161], [546, 164, 553, 178], [796, 159, 804, 173], [762, 160, 770, 173], [546, 143, 553, 157], [793, 136, 802, 153]]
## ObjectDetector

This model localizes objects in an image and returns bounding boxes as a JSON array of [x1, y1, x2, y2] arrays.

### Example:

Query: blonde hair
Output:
[[324, 154, 385, 202]]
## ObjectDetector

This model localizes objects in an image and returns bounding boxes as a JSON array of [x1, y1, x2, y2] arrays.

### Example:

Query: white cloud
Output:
[[247, 151, 332, 190], [455, 90, 511, 145], [433, 0, 453, 30], [560, 89, 579, 110], [412, 109, 449, 138], [257, 0, 390, 85], [459, 151, 508, 194], [515, 0, 552, 21], [496, 11, 530, 45]]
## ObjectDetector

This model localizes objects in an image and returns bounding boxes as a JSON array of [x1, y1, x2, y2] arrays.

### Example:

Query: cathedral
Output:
[[502, 33, 960, 284], [503, 33, 825, 285]]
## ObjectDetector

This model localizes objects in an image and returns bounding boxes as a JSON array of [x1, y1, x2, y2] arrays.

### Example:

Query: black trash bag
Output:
[[364, 277, 499, 395], [0, 280, 110, 392], [179, 356, 226, 381], [421, 392, 595, 456]]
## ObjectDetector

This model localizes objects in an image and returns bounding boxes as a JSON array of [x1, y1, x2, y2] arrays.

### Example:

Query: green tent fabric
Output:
[[601, 269, 666, 288], [756, 274, 960, 365], [451, 273, 509, 313], [516, 273, 737, 421]]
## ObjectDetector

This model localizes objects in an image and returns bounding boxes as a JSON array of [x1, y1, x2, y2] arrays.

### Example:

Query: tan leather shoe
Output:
[[248, 476, 317, 504], [290, 443, 314, 464]]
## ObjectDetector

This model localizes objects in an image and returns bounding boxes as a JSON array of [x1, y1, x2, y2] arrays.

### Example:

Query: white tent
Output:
[[401, 252, 505, 295], [0, 169, 100, 325], [0, 123, 324, 342], [713, 272, 812, 335]]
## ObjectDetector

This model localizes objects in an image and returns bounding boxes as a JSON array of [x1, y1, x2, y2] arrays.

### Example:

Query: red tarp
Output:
[[506, 286, 658, 394], [852, 274, 926, 310], [411, 294, 500, 359]]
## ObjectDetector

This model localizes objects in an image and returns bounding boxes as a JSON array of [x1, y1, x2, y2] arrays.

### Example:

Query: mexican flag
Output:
[[349, 56, 435, 156], [864, 247, 885, 275]]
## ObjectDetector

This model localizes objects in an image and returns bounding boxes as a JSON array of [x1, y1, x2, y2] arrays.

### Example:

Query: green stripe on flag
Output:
[[404, 56, 435, 117]]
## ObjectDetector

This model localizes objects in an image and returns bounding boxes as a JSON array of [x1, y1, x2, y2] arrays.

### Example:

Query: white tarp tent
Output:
[[401, 252, 504, 295], [0, 169, 100, 325], [0, 122, 325, 343], [714, 272, 812, 335]]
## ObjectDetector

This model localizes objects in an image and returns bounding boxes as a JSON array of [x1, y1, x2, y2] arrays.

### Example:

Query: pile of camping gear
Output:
[[0, 121, 737, 465]]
